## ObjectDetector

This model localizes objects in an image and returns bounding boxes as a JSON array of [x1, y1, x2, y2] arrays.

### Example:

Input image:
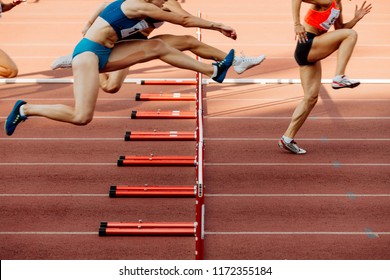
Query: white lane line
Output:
[[204, 138, 390, 141], [0, 163, 388, 167], [1, 137, 388, 142], [0, 138, 123, 141], [205, 194, 390, 197], [3, 116, 387, 120], [0, 163, 116, 166], [0, 232, 96, 235], [0, 194, 107, 197], [205, 116, 390, 120], [0, 116, 131, 119], [205, 231, 390, 235], [205, 163, 390, 167], [1, 98, 390, 102], [2, 78, 390, 84], [1, 231, 388, 236]]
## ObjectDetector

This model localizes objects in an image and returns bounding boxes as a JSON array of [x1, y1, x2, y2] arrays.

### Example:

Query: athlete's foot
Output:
[[233, 54, 266, 74], [212, 49, 235, 83], [278, 137, 307, 154], [51, 54, 72, 70], [5, 100, 27, 136], [332, 75, 360, 89]]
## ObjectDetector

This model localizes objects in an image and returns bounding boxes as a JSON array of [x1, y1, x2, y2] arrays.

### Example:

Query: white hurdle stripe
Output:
[[1, 78, 390, 84]]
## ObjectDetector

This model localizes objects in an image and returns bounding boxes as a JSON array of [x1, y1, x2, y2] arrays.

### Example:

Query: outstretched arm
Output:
[[123, 1, 237, 40], [334, 0, 372, 29]]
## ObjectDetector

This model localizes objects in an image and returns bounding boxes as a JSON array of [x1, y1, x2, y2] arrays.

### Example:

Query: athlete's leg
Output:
[[99, 68, 129, 93], [0, 48, 18, 78], [283, 61, 322, 139], [23, 52, 100, 125], [308, 29, 358, 76], [102, 39, 216, 76], [150, 34, 227, 61]]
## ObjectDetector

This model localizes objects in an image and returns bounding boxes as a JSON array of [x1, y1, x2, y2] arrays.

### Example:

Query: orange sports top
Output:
[[304, 0, 340, 31]]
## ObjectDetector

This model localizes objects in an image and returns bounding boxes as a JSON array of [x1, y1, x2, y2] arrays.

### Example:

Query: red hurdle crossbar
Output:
[[117, 155, 197, 166], [101, 221, 195, 228], [135, 92, 196, 101], [125, 131, 196, 141], [131, 110, 196, 119], [139, 80, 197, 85], [99, 221, 196, 236], [109, 185, 196, 198]]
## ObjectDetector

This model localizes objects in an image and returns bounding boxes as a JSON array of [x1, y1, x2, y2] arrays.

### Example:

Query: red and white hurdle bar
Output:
[[131, 110, 196, 119], [109, 185, 196, 198], [124, 131, 196, 141], [135, 92, 196, 101], [117, 155, 197, 166], [99, 221, 196, 236]]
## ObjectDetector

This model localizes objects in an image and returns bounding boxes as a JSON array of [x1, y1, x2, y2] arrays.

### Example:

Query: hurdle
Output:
[[131, 110, 197, 119], [125, 131, 196, 141], [117, 155, 197, 166], [109, 185, 196, 198], [99, 221, 196, 236], [135, 92, 197, 101], [139, 79, 197, 86]]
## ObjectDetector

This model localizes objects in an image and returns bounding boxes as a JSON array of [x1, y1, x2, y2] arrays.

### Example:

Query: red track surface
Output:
[[1, 0, 389, 260]]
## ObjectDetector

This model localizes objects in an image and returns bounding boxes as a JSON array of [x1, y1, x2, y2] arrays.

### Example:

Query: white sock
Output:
[[19, 105, 26, 117], [282, 135, 293, 143], [211, 65, 218, 78], [333, 75, 344, 81]]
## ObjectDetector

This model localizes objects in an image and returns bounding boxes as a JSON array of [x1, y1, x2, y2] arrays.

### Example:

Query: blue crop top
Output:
[[99, 0, 163, 40]]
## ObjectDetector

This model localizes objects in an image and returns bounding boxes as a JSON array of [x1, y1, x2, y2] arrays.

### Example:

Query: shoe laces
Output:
[[12, 114, 23, 124], [215, 58, 226, 67]]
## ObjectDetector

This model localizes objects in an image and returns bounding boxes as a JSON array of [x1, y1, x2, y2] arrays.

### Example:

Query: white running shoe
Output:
[[51, 54, 72, 70], [278, 138, 307, 155], [332, 75, 360, 89], [233, 54, 265, 74]]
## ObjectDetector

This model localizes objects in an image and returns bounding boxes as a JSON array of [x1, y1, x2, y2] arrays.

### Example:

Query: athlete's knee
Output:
[[345, 29, 358, 41], [101, 81, 122, 93], [303, 94, 318, 107], [1, 66, 18, 78], [149, 39, 170, 55], [181, 35, 198, 48], [102, 84, 121, 94], [72, 112, 94, 126]]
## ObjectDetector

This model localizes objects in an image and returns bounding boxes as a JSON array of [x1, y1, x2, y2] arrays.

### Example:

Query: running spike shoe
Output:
[[332, 75, 360, 89], [51, 54, 72, 70], [5, 100, 27, 136], [233, 54, 266, 74], [278, 138, 307, 154], [212, 49, 235, 83]]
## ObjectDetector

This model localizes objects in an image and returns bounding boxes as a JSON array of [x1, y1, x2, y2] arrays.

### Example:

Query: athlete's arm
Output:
[[334, 0, 372, 30], [292, 0, 308, 42], [123, 1, 237, 40], [82, 1, 110, 35]]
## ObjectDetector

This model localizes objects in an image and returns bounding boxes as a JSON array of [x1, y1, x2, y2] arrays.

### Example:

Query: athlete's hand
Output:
[[354, 1, 372, 21], [12, 0, 26, 5], [294, 23, 307, 43], [219, 25, 237, 40]]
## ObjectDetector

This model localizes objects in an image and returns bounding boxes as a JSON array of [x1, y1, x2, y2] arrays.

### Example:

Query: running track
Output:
[[0, 0, 389, 259]]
